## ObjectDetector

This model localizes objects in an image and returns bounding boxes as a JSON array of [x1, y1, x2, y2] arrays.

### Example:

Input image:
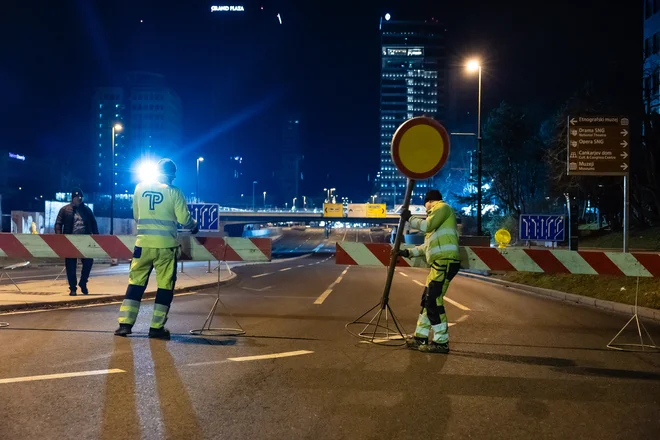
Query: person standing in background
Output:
[[55, 188, 99, 296]]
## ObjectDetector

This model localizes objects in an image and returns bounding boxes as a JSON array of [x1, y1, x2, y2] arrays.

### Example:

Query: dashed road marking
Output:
[[314, 267, 350, 305], [411, 280, 471, 310], [0, 369, 125, 385], [252, 273, 273, 278], [279, 268, 292, 272], [444, 297, 471, 311], [228, 350, 314, 362], [398, 271, 409, 277]]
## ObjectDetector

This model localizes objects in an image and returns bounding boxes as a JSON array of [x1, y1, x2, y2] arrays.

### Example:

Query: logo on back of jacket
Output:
[[142, 191, 164, 210]]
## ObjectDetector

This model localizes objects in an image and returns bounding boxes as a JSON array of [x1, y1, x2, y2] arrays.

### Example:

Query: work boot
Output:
[[419, 342, 449, 354], [79, 283, 89, 295], [69, 289, 77, 296], [405, 336, 427, 349], [114, 324, 133, 337], [148, 327, 171, 340]]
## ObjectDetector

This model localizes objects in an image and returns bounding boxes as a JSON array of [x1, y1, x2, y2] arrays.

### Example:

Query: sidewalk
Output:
[[0, 261, 239, 312]]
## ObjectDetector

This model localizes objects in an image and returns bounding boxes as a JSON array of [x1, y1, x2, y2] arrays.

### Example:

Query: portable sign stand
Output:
[[346, 116, 450, 345], [189, 261, 246, 337], [606, 276, 658, 352]]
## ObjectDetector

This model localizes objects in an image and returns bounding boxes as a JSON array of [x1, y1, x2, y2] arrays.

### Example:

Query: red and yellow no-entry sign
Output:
[[391, 117, 450, 180]]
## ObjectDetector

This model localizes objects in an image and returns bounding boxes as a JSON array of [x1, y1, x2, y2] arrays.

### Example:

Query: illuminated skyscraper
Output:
[[378, 15, 447, 206]]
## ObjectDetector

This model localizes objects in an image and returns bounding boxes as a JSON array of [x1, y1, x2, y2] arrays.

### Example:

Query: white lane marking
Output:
[[279, 268, 292, 272], [456, 314, 469, 323], [228, 350, 314, 362], [444, 297, 471, 311], [0, 368, 125, 385], [296, 265, 305, 268], [314, 267, 350, 305], [252, 273, 273, 278], [411, 279, 471, 310], [398, 272, 409, 277]]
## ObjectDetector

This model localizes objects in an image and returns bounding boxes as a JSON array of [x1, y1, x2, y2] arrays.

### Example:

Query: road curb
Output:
[[0, 273, 239, 314], [458, 271, 660, 322]]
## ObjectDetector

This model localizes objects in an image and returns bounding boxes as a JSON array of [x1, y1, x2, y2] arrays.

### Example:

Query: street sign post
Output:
[[567, 115, 630, 176], [519, 214, 566, 242], [567, 115, 630, 252], [323, 203, 343, 218], [348, 116, 450, 345], [187, 203, 219, 231]]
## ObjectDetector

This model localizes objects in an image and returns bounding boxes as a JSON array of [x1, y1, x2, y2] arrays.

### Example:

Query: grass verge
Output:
[[495, 272, 660, 310], [579, 226, 660, 250]]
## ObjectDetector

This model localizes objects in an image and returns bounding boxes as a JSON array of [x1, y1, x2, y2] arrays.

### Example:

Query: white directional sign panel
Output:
[[567, 115, 630, 176], [347, 204, 367, 218]]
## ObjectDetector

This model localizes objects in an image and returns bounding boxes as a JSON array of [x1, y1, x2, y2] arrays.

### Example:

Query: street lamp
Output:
[[252, 181, 258, 211], [110, 123, 123, 235], [303, 195, 307, 209], [196, 157, 204, 203], [466, 58, 483, 236], [371, 195, 377, 203], [263, 191, 267, 208], [293, 197, 297, 211]]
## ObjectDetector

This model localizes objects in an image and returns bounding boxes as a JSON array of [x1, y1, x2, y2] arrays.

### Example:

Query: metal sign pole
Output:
[[623, 174, 630, 253], [382, 179, 415, 307]]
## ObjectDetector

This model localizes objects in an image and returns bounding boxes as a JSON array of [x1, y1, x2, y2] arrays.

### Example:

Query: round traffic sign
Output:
[[391, 117, 450, 180]]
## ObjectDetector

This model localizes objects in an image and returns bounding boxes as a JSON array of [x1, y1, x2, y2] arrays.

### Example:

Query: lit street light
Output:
[[263, 191, 267, 208], [110, 123, 123, 235], [371, 195, 377, 203], [303, 195, 307, 209], [196, 157, 204, 203], [293, 197, 297, 211], [252, 181, 258, 211], [466, 58, 483, 236]]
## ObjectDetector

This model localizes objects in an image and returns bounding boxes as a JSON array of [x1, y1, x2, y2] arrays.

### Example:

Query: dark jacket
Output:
[[55, 203, 99, 235]]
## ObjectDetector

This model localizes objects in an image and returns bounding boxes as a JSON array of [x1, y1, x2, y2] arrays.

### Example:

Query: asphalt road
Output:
[[1, 255, 660, 439]]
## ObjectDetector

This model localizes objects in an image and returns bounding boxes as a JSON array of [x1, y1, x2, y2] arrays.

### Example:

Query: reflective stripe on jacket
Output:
[[408, 201, 459, 263], [133, 182, 196, 248]]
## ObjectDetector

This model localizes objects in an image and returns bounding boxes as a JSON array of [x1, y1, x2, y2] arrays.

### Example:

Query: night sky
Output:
[[1, 0, 642, 202]]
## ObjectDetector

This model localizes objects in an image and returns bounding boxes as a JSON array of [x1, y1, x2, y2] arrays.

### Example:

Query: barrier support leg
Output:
[[0, 272, 22, 292], [190, 261, 244, 337], [607, 277, 659, 352]]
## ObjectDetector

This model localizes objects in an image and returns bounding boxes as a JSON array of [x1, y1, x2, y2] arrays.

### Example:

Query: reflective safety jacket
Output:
[[409, 201, 459, 263], [133, 182, 196, 248]]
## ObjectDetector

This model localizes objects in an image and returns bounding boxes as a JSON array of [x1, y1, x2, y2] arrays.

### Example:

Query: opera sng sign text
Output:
[[210, 5, 244, 12]]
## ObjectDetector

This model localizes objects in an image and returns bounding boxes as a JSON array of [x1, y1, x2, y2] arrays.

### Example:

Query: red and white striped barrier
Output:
[[0, 234, 271, 262], [336, 242, 660, 277]]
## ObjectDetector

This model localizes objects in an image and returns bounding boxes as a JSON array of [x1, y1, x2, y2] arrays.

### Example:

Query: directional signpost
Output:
[[323, 203, 343, 218], [366, 204, 387, 218], [567, 115, 630, 176], [519, 214, 565, 242], [567, 115, 630, 252], [187, 203, 220, 231]]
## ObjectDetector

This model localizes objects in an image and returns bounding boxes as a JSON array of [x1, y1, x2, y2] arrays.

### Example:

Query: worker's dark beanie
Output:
[[424, 190, 442, 204]]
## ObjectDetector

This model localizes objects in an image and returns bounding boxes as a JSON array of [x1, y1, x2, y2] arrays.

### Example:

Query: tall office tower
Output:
[[379, 14, 447, 206]]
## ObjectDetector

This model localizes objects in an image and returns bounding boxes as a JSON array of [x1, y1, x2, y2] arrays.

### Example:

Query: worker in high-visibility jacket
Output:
[[398, 190, 459, 353], [115, 158, 198, 340]]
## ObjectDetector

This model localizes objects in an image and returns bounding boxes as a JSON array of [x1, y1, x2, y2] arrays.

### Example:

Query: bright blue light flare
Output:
[[385, 13, 391, 20], [137, 161, 159, 183], [277, 13, 282, 24]]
